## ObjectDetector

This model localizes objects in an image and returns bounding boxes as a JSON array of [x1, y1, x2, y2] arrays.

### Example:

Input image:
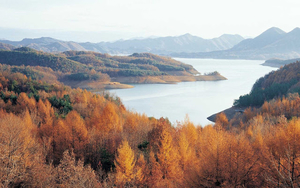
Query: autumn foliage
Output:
[[3, 67, 300, 187]]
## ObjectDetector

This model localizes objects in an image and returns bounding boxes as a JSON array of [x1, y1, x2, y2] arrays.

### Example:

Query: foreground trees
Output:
[[3, 72, 300, 187]]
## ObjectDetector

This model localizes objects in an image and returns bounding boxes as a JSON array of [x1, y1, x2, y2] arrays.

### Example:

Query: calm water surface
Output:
[[108, 59, 277, 126]]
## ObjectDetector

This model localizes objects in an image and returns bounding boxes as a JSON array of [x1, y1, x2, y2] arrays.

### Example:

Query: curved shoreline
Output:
[[112, 74, 227, 85], [207, 106, 246, 123]]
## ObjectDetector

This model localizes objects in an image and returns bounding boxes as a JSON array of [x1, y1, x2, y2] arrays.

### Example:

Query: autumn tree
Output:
[[156, 127, 182, 186], [265, 118, 300, 187], [55, 150, 100, 188], [115, 139, 136, 186], [64, 110, 89, 158], [0, 113, 41, 187], [215, 112, 229, 129], [91, 102, 121, 135], [147, 151, 163, 187], [135, 154, 148, 187]]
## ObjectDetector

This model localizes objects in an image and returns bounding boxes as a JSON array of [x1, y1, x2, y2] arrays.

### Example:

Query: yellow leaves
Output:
[[115, 140, 136, 185], [64, 111, 89, 158], [135, 154, 147, 186], [17, 92, 36, 113], [0, 113, 40, 186], [215, 112, 229, 129], [124, 112, 139, 131], [148, 151, 163, 186], [177, 132, 193, 171], [97, 102, 122, 134], [157, 128, 182, 182], [23, 109, 34, 131], [37, 99, 54, 127]]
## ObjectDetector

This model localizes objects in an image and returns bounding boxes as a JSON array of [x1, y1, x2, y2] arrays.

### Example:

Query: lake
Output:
[[108, 58, 277, 126]]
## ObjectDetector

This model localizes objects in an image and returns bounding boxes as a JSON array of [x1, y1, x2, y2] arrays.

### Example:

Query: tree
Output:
[[147, 151, 163, 187], [93, 102, 121, 135], [64, 111, 89, 159], [56, 150, 100, 188], [265, 118, 300, 187], [135, 154, 148, 187], [156, 127, 182, 186], [0, 113, 40, 187], [115, 140, 136, 186], [215, 112, 229, 129]]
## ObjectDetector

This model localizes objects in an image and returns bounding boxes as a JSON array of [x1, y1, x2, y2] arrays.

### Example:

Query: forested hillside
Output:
[[2, 62, 300, 187], [234, 61, 300, 107], [0, 47, 86, 73], [0, 48, 225, 90]]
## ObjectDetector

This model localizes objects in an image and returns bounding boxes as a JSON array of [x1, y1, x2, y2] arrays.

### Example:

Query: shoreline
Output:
[[207, 106, 246, 123], [112, 74, 227, 85], [62, 74, 227, 91]]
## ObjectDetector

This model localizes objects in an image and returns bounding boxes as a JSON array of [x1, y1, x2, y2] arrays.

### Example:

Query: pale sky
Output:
[[0, 0, 299, 42]]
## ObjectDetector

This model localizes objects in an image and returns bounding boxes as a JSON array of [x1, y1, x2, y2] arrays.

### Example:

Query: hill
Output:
[[172, 27, 300, 60], [0, 48, 226, 90], [0, 42, 15, 50], [234, 61, 300, 107], [0, 47, 86, 73], [209, 60, 300, 122], [0, 37, 86, 52], [0, 34, 244, 54]]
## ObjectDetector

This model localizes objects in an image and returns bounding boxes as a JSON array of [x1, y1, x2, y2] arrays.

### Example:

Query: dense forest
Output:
[[2, 58, 300, 187], [234, 61, 300, 107]]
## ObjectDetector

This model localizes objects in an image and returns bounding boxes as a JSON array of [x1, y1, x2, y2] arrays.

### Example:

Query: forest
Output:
[[1, 59, 300, 187], [0, 47, 198, 78], [0, 47, 214, 90], [234, 61, 300, 107]]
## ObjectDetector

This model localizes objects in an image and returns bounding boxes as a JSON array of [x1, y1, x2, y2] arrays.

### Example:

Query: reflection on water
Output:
[[107, 58, 277, 126]]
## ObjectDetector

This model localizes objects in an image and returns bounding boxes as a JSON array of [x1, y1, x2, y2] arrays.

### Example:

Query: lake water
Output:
[[108, 59, 277, 126]]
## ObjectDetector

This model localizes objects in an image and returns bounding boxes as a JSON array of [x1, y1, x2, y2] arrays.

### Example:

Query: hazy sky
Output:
[[0, 0, 299, 42]]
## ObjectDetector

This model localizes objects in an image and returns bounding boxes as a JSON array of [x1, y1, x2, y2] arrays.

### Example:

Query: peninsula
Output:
[[0, 47, 226, 90]]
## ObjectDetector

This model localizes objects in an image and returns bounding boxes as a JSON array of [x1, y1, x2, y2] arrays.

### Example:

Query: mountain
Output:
[[81, 33, 244, 54], [0, 42, 15, 50], [0, 34, 244, 54], [230, 27, 286, 51], [172, 27, 300, 60], [0, 37, 86, 52]]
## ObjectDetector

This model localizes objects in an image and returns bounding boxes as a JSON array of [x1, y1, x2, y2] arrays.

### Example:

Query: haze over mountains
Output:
[[0, 33, 244, 54], [84, 33, 244, 54], [1, 27, 300, 60], [173, 27, 300, 60]]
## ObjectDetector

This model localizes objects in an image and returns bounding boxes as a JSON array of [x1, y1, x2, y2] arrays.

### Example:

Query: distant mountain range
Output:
[[0, 34, 244, 54], [172, 27, 300, 60], [1, 27, 300, 60], [82, 33, 244, 54]]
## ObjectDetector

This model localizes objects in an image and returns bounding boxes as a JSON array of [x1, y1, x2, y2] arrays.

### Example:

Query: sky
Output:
[[0, 0, 299, 42]]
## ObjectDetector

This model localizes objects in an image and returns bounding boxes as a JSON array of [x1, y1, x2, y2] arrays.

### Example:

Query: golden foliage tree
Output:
[[115, 139, 136, 186], [156, 127, 182, 186], [64, 111, 89, 158], [0, 113, 40, 187]]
